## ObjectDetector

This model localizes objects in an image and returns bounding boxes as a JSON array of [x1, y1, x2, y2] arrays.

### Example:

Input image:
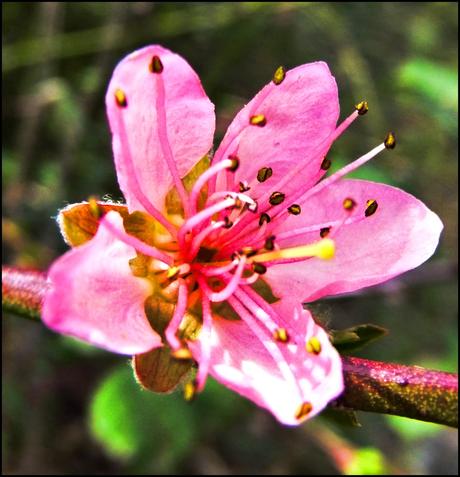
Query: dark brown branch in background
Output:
[[2, 266, 458, 428]]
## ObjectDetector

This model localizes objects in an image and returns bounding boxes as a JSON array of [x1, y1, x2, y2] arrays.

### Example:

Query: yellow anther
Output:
[[250, 114, 267, 127], [343, 197, 357, 211], [257, 166, 273, 182], [355, 100, 369, 115], [295, 401, 313, 420], [365, 199, 378, 217], [149, 55, 164, 73], [252, 238, 335, 263], [172, 347, 193, 360], [384, 132, 396, 149], [306, 336, 322, 355], [273, 66, 286, 85], [114, 88, 127, 107], [228, 155, 240, 171], [88, 196, 101, 218], [167, 266, 180, 279], [269, 191, 286, 206], [287, 204, 301, 215], [183, 381, 197, 401], [273, 328, 289, 343]]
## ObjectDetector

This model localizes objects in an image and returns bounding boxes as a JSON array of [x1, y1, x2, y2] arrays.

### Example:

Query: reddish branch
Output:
[[2, 265, 458, 427]]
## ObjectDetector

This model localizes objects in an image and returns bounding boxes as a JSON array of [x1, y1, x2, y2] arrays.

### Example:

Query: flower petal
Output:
[[106, 45, 215, 213], [42, 211, 161, 354], [189, 299, 343, 425], [266, 179, 443, 302], [214, 62, 339, 201]]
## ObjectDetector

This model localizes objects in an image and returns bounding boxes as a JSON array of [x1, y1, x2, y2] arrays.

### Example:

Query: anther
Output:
[[365, 199, 378, 217], [257, 166, 273, 182], [259, 213, 271, 226], [320, 158, 332, 170], [355, 100, 369, 115], [183, 380, 197, 402], [247, 200, 258, 213], [269, 191, 286, 206], [228, 155, 240, 172], [295, 401, 313, 420], [223, 217, 233, 229], [343, 197, 357, 211], [264, 235, 276, 251], [273, 328, 289, 343], [306, 336, 322, 355], [172, 347, 193, 360], [240, 247, 258, 258], [320, 227, 331, 238], [384, 132, 396, 149], [273, 66, 286, 85], [239, 181, 250, 193], [149, 55, 164, 73], [287, 204, 301, 215], [250, 114, 267, 127], [114, 88, 127, 107], [88, 196, 101, 218], [252, 263, 267, 275], [166, 266, 180, 280]]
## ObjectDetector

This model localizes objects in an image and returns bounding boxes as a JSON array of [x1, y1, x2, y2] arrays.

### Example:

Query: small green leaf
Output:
[[331, 324, 388, 354], [59, 201, 129, 247], [345, 447, 387, 475]]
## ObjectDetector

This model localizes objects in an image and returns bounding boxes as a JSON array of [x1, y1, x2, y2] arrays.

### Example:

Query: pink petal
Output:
[[214, 62, 339, 202], [189, 299, 343, 425], [106, 45, 215, 213], [42, 211, 161, 355], [266, 179, 443, 302]]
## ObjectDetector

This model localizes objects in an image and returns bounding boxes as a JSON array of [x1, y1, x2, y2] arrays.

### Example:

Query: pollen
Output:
[[273, 65, 286, 85], [355, 100, 369, 115], [287, 204, 301, 215], [269, 191, 286, 206], [183, 380, 197, 401], [250, 114, 267, 127], [259, 213, 271, 226], [343, 197, 357, 211], [320, 227, 331, 238], [273, 327, 289, 342], [384, 132, 396, 149], [295, 401, 313, 420], [257, 166, 273, 182], [172, 347, 193, 360], [321, 158, 332, 170], [365, 199, 378, 217], [306, 336, 322, 355], [114, 88, 127, 107], [149, 55, 164, 73]]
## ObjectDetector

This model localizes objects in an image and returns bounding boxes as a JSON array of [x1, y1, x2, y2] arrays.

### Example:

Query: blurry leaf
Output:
[[386, 415, 443, 441], [331, 324, 388, 354], [59, 201, 129, 247], [397, 58, 458, 111], [345, 447, 387, 475], [90, 365, 196, 467], [328, 157, 393, 184], [320, 407, 362, 428]]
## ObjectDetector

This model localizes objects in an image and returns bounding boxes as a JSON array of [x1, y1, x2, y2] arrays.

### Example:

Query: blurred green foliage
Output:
[[2, 2, 457, 475]]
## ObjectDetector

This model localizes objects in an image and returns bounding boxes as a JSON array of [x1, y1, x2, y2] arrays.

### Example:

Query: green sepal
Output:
[[58, 201, 129, 247], [330, 324, 388, 354]]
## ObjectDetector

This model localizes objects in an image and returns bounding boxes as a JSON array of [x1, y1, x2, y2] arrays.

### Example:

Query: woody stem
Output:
[[2, 265, 458, 428]]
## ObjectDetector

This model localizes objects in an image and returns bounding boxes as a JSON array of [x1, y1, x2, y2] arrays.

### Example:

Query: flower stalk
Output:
[[3, 265, 457, 428]]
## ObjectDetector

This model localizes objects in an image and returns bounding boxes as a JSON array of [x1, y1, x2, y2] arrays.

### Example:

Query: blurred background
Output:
[[2, 2, 458, 474]]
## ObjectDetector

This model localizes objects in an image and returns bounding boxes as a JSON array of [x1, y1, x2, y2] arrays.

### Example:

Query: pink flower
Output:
[[42, 45, 442, 425]]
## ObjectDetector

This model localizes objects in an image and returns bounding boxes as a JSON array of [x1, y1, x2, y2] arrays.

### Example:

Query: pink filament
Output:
[[165, 279, 189, 350], [195, 280, 213, 391], [207, 255, 247, 302]]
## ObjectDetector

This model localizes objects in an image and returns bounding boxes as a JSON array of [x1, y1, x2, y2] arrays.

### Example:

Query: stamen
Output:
[[149, 55, 164, 73], [259, 213, 271, 226], [320, 158, 332, 170], [239, 181, 250, 192], [252, 263, 267, 275], [269, 191, 286, 206], [355, 100, 369, 115], [195, 287, 213, 391], [365, 199, 378, 217], [287, 204, 301, 215], [172, 348, 193, 360], [343, 197, 357, 211], [273, 66, 286, 85], [273, 328, 289, 343], [100, 214, 173, 266], [250, 114, 267, 127], [183, 380, 197, 401], [257, 167, 273, 182], [114, 88, 127, 107], [320, 227, 331, 238], [199, 259, 238, 277], [188, 220, 226, 260], [306, 336, 322, 355], [88, 196, 101, 218], [264, 235, 276, 251], [207, 255, 247, 302], [165, 279, 189, 351], [251, 238, 335, 263]]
